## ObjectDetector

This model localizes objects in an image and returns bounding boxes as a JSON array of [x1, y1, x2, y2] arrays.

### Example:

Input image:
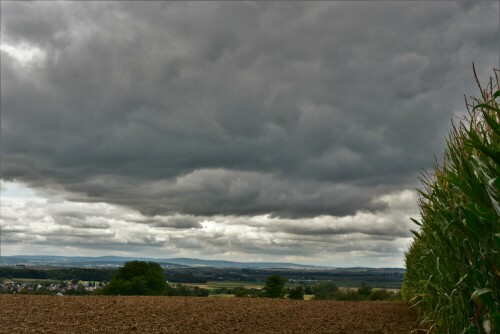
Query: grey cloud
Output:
[[52, 215, 111, 230], [269, 225, 410, 239], [138, 216, 202, 229], [2, 226, 27, 234], [1, 1, 498, 220], [181, 229, 405, 258], [54, 169, 389, 218], [0, 189, 417, 265]]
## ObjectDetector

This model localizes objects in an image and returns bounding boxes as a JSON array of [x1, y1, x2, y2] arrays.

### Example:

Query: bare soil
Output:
[[0, 295, 418, 333]]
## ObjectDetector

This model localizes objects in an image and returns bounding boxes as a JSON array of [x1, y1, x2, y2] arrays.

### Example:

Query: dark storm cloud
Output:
[[44, 170, 388, 217], [1, 1, 498, 217]]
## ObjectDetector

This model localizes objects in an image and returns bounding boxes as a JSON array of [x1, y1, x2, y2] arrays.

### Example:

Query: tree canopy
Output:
[[100, 261, 168, 296], [262, 274, 286, 298], [288, 286, 304, 300]]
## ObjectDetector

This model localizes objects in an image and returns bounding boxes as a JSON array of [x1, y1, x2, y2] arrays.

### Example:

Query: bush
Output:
[[232, 286, 261, 298], [233, 286, 247, 297], [357, 282, 372, 298], [403, 69, 500, 333], [288, 286, 304, 300], [311, 281, 339, 300], [311, 281, 400, 301], [100, 261, 168, 296], [367, 289, 391, 301]]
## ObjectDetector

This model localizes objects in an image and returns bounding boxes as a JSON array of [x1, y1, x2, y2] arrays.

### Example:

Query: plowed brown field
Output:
[[0, 295, 417, 333]]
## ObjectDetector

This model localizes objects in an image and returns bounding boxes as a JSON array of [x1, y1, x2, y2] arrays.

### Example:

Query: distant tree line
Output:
[[309, 282, 400, 301], [0, 267, 116, 282], [232, 276, 400, 301], [228, 275, 303, 299]]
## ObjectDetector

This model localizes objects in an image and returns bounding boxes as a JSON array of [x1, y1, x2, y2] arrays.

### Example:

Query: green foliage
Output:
[[288, 286, 304, 300], [367, 288, 398, 301], [311, 281, 400, 301], [317, 289, 361, 301], [262, 274, 286, 298], [100, 261, 168, 296], [403, 70, 500, 333], [166, 284, 210, 297], [232, 286, 261, 298], [311, 281, 339, 300], [233, 286, 247, 297], [357, 282, 373, 298]]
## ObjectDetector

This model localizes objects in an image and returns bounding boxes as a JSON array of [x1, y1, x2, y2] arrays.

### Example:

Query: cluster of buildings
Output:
[[0, 279, 104, 295]]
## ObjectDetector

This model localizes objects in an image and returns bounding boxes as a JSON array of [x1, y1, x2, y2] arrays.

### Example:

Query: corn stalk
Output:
[[402, 68, 500, 333]]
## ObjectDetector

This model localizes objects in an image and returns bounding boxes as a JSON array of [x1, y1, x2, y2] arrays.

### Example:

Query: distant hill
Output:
[[0, 255, 330, 269], [0, 255, 188, 269], [161, 257, 325, 269]]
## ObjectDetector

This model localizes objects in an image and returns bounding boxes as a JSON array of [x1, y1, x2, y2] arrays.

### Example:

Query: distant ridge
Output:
[[162, 257, 326, 269], [0, 255, 335, 269]]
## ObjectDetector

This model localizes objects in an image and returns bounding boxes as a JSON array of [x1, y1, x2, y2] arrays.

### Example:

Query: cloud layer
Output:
[[1, 181, 416, 266], [0, 2, 498, 265]]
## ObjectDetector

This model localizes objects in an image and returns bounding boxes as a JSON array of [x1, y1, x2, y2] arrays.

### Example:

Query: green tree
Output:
[[262, 274, 286, 298], [367, 288, 393, 301], [288, 286, 304, 300], [312, 281, 339, 300], [233, 286, 247, 298], [304, 285, 313, 295], [357, 282, 372, 298], [100, 261, 168, 296]]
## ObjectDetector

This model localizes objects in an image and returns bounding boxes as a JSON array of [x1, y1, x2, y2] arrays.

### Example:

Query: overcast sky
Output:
[[0, 1, 498, 267]]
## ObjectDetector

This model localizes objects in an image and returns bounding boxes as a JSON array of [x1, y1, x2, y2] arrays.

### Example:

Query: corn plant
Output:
[[402, 68, 500, 334]]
